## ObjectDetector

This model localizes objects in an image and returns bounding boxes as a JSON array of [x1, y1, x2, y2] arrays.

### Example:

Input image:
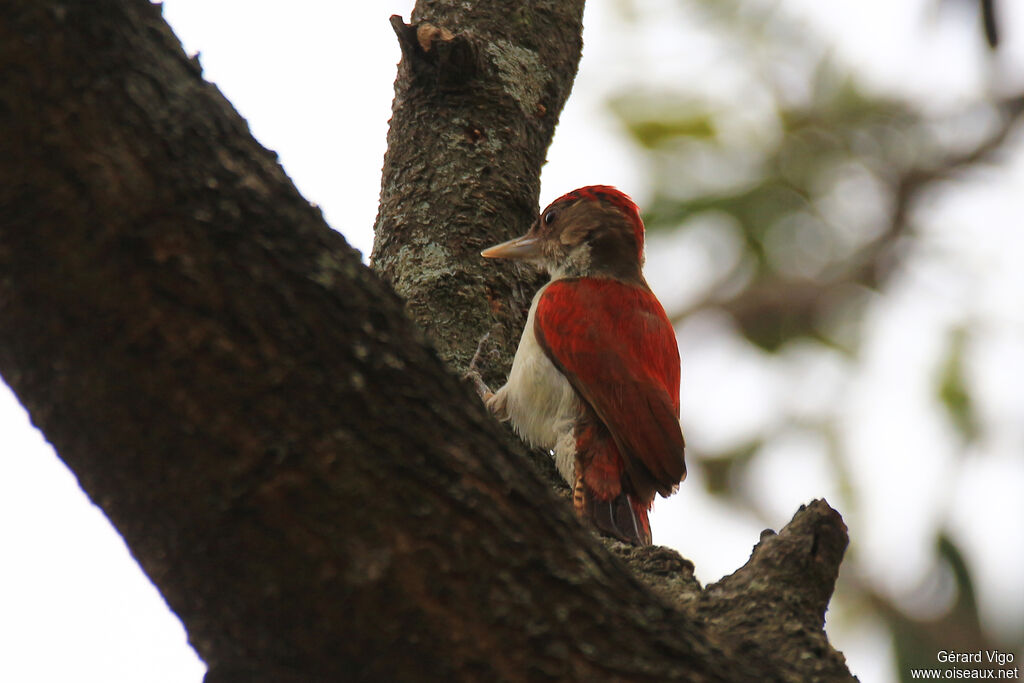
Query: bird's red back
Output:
[[535, 277, 685, 504]]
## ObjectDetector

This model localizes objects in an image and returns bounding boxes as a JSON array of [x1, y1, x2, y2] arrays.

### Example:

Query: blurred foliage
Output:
[[937, 327, 979, 442], [607, 0, 1024, 679], [613, 1, 1019, 353], [698, 439, 760, 496], [883, 533, 997, 682]]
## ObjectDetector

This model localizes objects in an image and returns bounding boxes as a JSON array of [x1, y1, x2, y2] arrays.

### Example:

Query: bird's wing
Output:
[[535, 278, 686, 499]]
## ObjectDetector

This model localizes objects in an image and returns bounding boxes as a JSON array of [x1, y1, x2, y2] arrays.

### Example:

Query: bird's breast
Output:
[[498, 284, 581, 454]]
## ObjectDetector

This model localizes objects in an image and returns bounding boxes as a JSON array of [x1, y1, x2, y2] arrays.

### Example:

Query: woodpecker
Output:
[[476, 186, 685, 546]]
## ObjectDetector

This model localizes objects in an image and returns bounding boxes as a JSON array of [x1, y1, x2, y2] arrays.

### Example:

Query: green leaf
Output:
[[937, 327, 978, 442], [627, 116, 716, 147], [609, 94, 717, 147]]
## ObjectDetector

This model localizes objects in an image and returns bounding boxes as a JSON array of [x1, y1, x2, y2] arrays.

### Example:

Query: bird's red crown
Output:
[[551, 185, 645, 261]]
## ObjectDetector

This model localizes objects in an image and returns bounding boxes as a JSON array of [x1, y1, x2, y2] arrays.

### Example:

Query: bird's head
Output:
[[481, 186, 645, 281]]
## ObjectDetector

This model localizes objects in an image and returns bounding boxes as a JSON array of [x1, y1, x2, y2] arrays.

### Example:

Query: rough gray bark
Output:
[[0, 1, 854, 682], [371, 2, 585, 483], [371, 4, 579, 385]]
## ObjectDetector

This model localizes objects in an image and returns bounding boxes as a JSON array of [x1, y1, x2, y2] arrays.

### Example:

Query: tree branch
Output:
[[372, 5, 581, 384], [0, 2, 853, 681]]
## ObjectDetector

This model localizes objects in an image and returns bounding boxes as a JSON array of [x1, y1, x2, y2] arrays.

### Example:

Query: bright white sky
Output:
[[2, 2, 1022, 682]]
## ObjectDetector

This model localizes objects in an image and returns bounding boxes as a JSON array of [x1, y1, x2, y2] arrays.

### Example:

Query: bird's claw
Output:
[[464, 331, 494, 403], [466, 370, 494, 404]]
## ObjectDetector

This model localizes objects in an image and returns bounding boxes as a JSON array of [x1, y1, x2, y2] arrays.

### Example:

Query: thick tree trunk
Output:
[[0, 2, 854, 682], [371, 3, 578, 381]]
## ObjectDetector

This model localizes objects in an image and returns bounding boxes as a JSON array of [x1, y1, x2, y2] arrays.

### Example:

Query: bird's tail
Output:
[[573, 477, 652, 546]]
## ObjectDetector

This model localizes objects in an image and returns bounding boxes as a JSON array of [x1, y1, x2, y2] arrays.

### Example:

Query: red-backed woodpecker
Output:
[[476, 186, 685, 546]]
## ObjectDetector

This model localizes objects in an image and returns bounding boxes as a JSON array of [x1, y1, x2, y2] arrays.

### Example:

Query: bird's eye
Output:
[[543, 210, 557, 225]]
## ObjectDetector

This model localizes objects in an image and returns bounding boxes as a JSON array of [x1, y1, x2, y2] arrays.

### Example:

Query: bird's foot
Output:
[[463, 331, 493, 403]]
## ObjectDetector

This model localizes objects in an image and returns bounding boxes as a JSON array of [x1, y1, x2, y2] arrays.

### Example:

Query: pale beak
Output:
[[480, 234, 541, 260]]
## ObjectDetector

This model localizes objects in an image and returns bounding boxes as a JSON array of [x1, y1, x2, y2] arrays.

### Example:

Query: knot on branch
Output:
[[390, 15, 480, 87], [714, 499, 847, 625], [388, 15, 548, 117], [601, 501, 854, 679], [698, 499, 853, 681]]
